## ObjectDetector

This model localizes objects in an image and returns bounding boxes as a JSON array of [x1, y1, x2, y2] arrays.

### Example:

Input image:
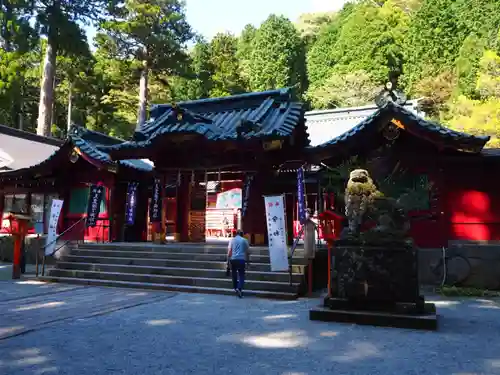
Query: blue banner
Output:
[[241, 174, 254, 217], [125, 182, 138, 226], [86, 185, 105, 228], [297, 167, 307, 224]]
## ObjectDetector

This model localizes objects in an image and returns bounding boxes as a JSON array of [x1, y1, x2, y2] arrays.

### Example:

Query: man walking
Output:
[[227, 230, 249, 298]]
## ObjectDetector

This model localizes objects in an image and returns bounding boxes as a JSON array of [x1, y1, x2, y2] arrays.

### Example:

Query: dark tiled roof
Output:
[[103, 88, 305, 152], [69, 127, 153, 172], [0, 127, 153, 176], [310, 101, 490, 153], [479, 148, 500, 157]]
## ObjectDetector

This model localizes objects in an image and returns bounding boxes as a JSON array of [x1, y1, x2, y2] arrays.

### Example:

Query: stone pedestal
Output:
[[310, 239, 438, 330], [331, 239, 419, 304]]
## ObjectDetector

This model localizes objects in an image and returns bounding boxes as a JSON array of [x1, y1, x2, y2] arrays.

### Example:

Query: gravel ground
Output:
[[0, 286, 499, 375], [0, 282, 174, 340]]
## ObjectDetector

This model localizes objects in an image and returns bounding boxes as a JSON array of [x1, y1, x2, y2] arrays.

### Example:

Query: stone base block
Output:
[[309, 303, 438, 331]]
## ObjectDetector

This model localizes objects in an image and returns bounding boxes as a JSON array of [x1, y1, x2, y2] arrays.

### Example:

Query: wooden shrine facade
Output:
[[2, 89, 500, 249], [103, 88, 308, 244], [0, 126, 153, 243], [306, 101, 500, 248]]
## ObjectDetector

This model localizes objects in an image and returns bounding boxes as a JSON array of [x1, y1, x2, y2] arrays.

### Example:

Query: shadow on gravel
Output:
[[0, 346, 59, 374], [2, 293, 500, 375]]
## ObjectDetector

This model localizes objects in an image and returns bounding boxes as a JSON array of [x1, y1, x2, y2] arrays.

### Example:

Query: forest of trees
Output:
[[1, 0, 500, 145]]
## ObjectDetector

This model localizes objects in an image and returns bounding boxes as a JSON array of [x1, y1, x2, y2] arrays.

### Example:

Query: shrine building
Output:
[[1, 88, 499, 249]]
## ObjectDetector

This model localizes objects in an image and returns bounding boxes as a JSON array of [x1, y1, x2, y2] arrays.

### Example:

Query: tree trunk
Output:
[[67, 81, 73, 132], [136, 65, 149, 131], [17, 93, 24, 131], [1, 4, 13, 51], [37, 37, 57, 137], [50, 72, 56, 131]]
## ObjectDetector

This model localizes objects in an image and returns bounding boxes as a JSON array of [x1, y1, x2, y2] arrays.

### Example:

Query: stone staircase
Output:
[[40, 242, 308, 300]]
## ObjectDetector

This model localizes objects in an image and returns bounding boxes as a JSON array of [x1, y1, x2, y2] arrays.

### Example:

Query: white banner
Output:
[[264, 195, 289, 272], [45, 199, 64, 256]]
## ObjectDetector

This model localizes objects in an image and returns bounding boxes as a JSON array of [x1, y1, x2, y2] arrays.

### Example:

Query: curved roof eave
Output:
[[308, 101, 490, 154]]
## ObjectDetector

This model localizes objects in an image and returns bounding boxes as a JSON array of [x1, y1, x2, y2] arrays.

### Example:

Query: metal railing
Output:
[[37, 217, 87, 277], [430, 246, 472, 287], [288, 222, 321, 287]]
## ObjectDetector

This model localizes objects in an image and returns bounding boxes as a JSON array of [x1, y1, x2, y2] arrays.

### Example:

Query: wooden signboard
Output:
[[188, 182, 206, 242]]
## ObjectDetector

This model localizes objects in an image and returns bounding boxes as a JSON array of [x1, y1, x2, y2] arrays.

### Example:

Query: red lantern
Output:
[[5, 213, 32, 279], [318, 210, 344, 297], [318, 210, 343, 245]]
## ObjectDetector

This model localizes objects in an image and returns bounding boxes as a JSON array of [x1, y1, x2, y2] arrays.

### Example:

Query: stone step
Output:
[[69, 249, 309, 265], [63, 255, 306, 273], [76, 243, 306, 256], [56, 262, 304, 283], [39, 276, 298, 300], [48, 269, 300, 293], [78, 243, 232, 251], [449, 240, 500, 246]]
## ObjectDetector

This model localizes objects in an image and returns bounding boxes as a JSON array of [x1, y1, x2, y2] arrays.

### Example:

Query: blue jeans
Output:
[[230, 259, 246, 291]]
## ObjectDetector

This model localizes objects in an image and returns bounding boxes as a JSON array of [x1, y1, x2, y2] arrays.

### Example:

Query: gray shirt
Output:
[[229, 235, 249, 260]]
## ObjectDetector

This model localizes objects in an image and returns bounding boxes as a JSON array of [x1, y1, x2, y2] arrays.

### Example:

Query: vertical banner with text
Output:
[[45, 199, 64, 256], [297, 167, 307, 224], [125, 182, 139, 226], [149, 179, 162, 223], [86, 185, 105, 228], [241, 174, 254, 218], [264, 195, 289, 272]]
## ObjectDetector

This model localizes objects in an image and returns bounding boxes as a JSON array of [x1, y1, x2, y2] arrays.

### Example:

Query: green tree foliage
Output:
[[2, 0, 500, 150], [329, 1, 409, 82], [456, 34, 487, 98], [166, 38, 215, 101], [403, 0, 500, 93], [306, 7, 354, 88], [295, 11, 336, 46], [20, 0, 118, 136], [445, 49, 500, 147], [413, 71, 457, 118], [0, 1, 38, 130], [306, 1, 407, 107], [248, 15, 307, 96], [85, 34, 139, 138], [236, 24, 256, 90], [306, 70, 381, 109], [209, 32, 245, 97], [476, 50, 500, 99], [102, 0, 193, 128]]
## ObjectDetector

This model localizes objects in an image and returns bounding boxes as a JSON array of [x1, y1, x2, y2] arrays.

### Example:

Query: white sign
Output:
[[45, 199, 64, 256], [264, 195, 289, 272]]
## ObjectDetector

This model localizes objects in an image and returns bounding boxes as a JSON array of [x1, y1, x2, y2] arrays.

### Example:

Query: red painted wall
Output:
[[62, 183, 111, 243], [443, 161, 500, 242], [60, 165, 115, 242]]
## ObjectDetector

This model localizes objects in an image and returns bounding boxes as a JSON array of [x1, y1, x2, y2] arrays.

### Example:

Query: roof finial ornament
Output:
[[171, 101, 183, 121], [375, 74, 407, 108]]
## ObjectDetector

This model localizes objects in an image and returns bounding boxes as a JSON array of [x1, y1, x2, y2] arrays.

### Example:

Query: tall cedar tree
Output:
[[15, 0, 119, 136], [209, 32, 245, 97], [102, 0, 193, 129], [0, 0, 37, 129], [249, 15, 306, 97]]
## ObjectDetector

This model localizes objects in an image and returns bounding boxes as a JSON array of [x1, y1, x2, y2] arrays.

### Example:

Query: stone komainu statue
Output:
[[345, 169, 380, 234]]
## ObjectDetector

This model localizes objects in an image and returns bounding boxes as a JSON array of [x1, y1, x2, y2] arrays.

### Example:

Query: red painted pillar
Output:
[[12, 233, 22, 279], [175, 173, 190, 242], [242, 172, 266, 245], [10, 218, 27, 279], [285, 193, 294, 246]]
